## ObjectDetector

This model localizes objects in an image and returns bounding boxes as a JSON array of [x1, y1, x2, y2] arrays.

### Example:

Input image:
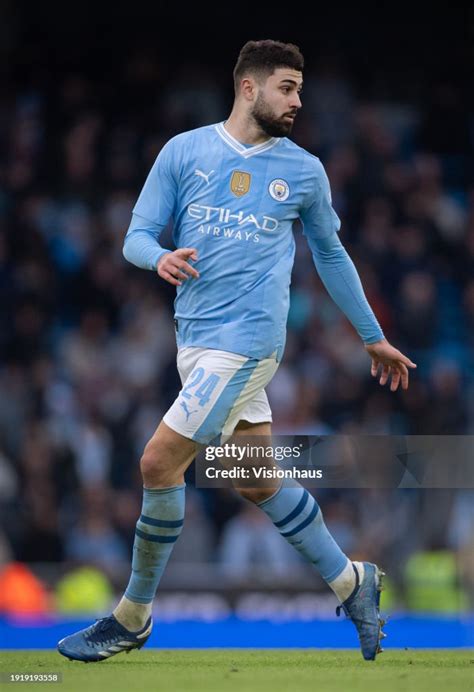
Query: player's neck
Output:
[[224, 112, 272, 146]]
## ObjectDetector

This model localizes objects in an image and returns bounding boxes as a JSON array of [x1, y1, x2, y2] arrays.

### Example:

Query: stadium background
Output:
[[0, 3, 473, 649]]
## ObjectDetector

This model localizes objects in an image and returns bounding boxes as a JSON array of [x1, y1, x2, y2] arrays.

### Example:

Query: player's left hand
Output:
[[364, 339, 417, 391]]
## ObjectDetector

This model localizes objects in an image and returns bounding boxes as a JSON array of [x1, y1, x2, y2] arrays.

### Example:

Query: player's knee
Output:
[[139, 446, 161, 482], [139, 439, 172, 484], [139, 428, 196, 486]]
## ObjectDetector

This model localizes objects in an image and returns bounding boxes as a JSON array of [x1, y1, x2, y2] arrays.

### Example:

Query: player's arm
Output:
[[309, 232, 416, 391], [122, 138, 199, 285], [123, 215, 199, 286], [301, 158, 416, 391], [123, 213, 171, 270]]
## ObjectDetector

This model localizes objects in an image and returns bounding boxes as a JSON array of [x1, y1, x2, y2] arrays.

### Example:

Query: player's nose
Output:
[[290, 93, 302, 109]]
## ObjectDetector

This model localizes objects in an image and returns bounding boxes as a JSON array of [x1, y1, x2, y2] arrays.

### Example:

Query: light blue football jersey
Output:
[[131, 122, 341, 361]]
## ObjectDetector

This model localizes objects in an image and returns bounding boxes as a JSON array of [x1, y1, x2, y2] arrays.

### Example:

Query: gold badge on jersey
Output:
[[230, 170, 251, 197]]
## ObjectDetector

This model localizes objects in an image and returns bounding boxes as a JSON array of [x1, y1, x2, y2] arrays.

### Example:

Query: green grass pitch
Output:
[[1, 650, 472, 692]]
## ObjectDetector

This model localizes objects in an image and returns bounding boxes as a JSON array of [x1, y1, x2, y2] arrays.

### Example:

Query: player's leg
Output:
[[230, 419, 386, 660], [57, 421, 197, 662], [231, 420, 357, 596], [113, 421, 197, 629]]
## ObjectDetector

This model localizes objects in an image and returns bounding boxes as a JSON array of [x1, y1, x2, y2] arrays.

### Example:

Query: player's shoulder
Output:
[[159, 125, 219, 175], [279, 138, 326, 175], [166, 124, 219, 150]]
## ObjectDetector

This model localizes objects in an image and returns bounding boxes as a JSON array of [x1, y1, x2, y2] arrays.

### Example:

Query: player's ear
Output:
[[240, 76, 257, 102]]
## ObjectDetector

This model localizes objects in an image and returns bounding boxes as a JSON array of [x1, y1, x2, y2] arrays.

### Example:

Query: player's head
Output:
[[233, 39, 304, 137]]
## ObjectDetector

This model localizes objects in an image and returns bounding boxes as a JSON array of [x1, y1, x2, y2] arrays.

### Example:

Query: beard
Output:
[[250, 92, 296, 138]]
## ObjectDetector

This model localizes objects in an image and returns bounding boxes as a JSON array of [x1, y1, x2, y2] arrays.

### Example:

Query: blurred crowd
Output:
[[0, 52, 473, 608]]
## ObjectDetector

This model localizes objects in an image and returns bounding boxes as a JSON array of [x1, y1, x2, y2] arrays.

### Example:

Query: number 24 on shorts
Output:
[[181, 368, 221, 407]]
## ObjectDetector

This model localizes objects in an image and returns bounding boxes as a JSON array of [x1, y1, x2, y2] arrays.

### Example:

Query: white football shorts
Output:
[[163, 347, 278, 444]]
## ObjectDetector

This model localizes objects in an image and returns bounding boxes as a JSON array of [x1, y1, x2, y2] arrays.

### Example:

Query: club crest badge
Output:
[[269, 178, 290, 202], [230, 171, 251, 197]]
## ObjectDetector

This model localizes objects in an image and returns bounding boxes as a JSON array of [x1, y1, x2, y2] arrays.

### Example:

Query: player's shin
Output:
[[257, 480, 359, 601], [114, 484, 185, 630]]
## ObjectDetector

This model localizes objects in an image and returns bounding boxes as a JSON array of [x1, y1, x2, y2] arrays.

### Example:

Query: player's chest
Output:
[[181, 158, 304, 221]]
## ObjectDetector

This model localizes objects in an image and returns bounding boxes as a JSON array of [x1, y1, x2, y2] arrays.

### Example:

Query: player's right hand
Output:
[[157, 248, 199, 286]]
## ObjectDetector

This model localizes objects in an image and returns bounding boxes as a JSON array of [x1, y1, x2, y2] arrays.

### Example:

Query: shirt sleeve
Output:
[[132, 138, 178, 225], [310, 232, 384, 344], [300, 157, 341, 241], [122, 214, 171, 271], [122, 138, 179, 270]]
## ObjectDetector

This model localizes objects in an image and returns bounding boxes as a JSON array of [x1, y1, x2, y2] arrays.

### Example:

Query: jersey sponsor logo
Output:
[[188, 204, 278, 231], [195, 169, 214, 184], [230, 170, 251, 197], [269, 178, 290, 202]]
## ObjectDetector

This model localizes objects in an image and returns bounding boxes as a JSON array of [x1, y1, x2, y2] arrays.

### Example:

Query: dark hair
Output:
[[233, 40, 304, 92]]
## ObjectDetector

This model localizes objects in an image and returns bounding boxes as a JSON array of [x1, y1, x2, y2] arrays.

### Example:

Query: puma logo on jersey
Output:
[[195, 169, 214, 184]]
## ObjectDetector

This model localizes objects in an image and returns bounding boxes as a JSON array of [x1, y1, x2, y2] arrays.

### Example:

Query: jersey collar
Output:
[[215, 122, 281, 158]]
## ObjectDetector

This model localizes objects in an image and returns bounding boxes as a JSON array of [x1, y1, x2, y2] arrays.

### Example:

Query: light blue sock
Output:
[[124, 485, 185, 604], [258, 483, 348, 582]]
